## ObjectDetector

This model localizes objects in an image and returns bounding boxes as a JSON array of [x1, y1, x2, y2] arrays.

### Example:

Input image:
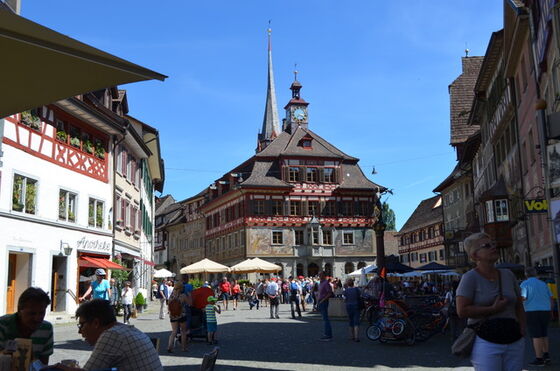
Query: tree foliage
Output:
[[381, 201, 396, 231]]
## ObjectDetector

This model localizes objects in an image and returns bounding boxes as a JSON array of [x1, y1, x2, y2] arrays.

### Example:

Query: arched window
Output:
[[344, 262, 355, 274], [308, 262, 319, 277]]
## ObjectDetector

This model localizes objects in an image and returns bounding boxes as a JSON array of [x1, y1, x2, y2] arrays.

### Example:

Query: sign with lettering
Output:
[[76, 237, 111, 253], [524, 199, 548, 213]]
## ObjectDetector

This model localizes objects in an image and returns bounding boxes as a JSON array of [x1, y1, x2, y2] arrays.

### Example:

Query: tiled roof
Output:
[[399, 195, 443, 233], [449, 56, 483, 145], [240, 160, 291, 188], [338, 162, 380, 190], [256, 126, 357, 160]]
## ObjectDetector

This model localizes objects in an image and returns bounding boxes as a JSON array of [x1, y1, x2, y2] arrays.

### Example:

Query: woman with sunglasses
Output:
[[456, 232, 526, 371]]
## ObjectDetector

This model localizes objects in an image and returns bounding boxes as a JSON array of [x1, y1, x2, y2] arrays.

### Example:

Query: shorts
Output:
[[219, 292, 230, 300], [232, 293, 239, 300], [170, 316, 187, 323], [526, 311, 550, 338], [207, 322, 217, 332]]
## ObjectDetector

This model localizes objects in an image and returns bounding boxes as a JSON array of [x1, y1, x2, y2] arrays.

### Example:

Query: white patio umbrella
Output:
[[230, 258, 259, 274], [153, 268, 174, 278], [179, 258, 230, 274], [248, 258, 283, 273]]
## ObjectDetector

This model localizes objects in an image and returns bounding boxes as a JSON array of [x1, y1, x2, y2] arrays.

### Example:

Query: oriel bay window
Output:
[[12, 174, 38, 214], [322, 230, 333, 245], [485, 199, 509, 222], [59, 189, 77, 222], [88, 198, 104, 228]]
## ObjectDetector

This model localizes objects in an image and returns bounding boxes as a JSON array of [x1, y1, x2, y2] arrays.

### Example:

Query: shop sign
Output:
[[76, 237, 111, 253], [524, 199, 548, 213]]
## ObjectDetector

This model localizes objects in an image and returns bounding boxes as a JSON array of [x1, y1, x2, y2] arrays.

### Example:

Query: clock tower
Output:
[[284, 74, 309, 133]]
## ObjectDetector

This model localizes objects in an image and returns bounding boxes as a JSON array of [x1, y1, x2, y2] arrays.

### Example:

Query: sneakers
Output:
[[543, 353, 551, 365], [528, 358, 545, 367], [319, 336, 332, 342]]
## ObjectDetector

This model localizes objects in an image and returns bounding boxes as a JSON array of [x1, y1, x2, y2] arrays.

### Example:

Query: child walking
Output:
[[205, 296, 221, 345]]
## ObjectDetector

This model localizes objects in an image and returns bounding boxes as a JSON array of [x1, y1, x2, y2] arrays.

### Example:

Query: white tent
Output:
[[153, 268, 174, 278]]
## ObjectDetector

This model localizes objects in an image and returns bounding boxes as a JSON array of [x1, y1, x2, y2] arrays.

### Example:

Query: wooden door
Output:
[[51, 271, 58, 311], [6, 254, 17, 314]]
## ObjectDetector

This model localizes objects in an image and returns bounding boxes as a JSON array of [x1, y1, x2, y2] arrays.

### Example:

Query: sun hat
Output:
[[207, 296, 218, 303]]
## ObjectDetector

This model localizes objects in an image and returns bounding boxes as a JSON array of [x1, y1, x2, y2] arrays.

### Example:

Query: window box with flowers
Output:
[[69, 127, 81, 148], [95, 140, 106, 160], [21, 110, 42, 131], [82, 138, 94, 155]]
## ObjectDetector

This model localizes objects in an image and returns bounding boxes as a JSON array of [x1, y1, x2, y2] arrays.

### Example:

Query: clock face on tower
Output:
[[293, 108, 306, 121]]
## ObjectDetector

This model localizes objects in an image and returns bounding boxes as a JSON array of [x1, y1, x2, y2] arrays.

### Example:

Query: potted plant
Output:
[[134, 292, 146, 313], [21, 110, 41, 130], [70, 136, 81, 148], [95, 140, 106, 159], [83, 138, 94, 154], [56, 130, 68, 143]]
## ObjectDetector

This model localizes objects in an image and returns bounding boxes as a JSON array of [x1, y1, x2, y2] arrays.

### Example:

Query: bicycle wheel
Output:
[[391, 319, 406, 336], [366, 325, 382, 341]]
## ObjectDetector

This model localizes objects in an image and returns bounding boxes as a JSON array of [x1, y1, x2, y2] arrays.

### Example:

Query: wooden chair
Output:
[[200, 346, 219, 371], [150, 337, 160, 352]]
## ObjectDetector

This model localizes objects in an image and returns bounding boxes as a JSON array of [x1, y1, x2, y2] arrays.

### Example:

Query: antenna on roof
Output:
[[465, 42, 469, 57]]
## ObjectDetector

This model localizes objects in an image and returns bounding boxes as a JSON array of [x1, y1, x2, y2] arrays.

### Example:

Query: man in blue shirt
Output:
[[521, 267, 553, 366]]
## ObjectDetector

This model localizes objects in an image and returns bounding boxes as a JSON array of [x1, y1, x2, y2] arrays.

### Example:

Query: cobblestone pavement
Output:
[[50, 301, 559, 370]]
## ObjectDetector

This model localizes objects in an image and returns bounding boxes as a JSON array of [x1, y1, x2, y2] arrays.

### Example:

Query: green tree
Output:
[[381, 201, 396, 231]]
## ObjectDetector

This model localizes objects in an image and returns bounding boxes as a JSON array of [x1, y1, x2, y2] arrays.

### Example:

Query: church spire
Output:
[[257, 26, 280, 152]]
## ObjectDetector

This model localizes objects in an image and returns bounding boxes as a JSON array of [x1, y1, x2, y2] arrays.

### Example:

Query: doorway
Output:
[[307, 262, 319, 277], [51, 256, 68, 312], [6, 252, 32, 314]]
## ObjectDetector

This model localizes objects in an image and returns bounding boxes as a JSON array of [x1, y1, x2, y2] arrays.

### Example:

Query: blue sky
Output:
[[22, 1, 503, 230]]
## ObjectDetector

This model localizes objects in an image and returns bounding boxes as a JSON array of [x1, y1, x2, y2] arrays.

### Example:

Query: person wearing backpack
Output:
[[288, 276, 302, 319], [166, 282, 191, 353]]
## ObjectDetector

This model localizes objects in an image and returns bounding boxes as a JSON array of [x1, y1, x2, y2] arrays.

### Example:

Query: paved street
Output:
[[48, 300, 560, 370]]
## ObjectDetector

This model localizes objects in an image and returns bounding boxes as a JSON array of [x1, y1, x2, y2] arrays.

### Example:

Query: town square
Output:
[[1, 0, 560, 370]]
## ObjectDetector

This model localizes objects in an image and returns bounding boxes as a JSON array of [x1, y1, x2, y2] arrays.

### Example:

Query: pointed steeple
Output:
[[257, 27, 280, 153]]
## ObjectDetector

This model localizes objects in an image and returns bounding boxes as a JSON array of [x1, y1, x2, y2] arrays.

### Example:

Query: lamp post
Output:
[[374, 220, 387, 269]]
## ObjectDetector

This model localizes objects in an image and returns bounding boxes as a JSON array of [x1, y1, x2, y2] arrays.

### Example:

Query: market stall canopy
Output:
[[78, 256, 127, 270], [230, 258, 282, 273], [153, 268, 174, 278], [180, 258, 230, 274], [372, 262, 414, 274], [415, 262, 451, 271], [348, 264, 377, 277], [0, 7, 166, 118]]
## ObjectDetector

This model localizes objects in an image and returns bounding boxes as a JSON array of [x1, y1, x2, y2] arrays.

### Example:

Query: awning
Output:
[[78, 256, 127, 270], [142, 259, 156, 267], [0, 7, 167, 118]]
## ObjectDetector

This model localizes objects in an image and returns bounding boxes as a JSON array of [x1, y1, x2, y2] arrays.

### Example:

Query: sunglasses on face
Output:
[[479, 242, 495, 249]]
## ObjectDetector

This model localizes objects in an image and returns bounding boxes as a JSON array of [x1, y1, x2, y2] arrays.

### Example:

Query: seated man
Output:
[[53, 299, 162, 371], [0, 287, 53, 364]]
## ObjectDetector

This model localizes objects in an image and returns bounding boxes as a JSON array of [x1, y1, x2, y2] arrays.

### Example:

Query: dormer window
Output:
[[299, 134, 313, 149]]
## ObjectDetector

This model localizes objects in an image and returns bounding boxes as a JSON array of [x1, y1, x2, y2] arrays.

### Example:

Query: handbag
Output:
[[451, 326, 477, 357]]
